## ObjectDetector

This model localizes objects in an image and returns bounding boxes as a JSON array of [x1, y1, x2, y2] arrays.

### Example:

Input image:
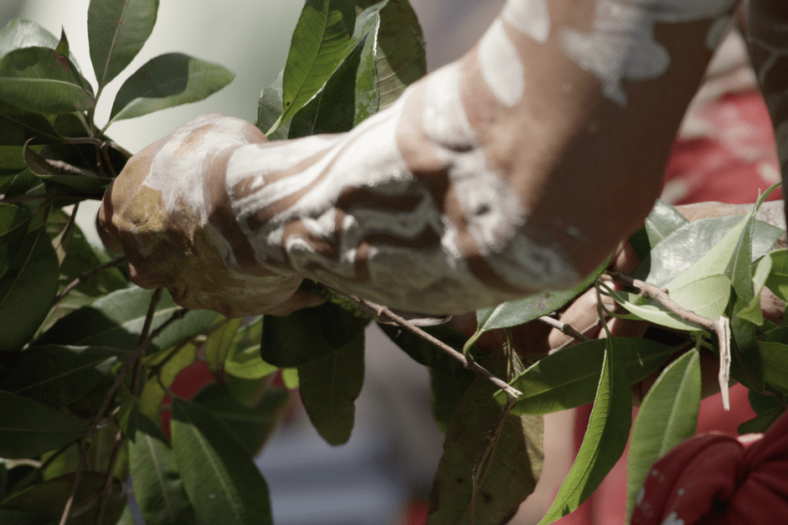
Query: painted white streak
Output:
[[145, 114, 251, 224], [561, 0, 738, 106], [423, 63, 475, 149], [478, 20, 525, 108], [502, 0, 550, 44]]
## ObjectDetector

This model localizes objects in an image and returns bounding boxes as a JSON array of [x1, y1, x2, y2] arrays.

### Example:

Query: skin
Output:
[[99, 0, 754, 317]]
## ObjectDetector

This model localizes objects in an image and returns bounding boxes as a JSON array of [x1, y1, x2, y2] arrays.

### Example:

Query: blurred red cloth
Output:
[[631, 413, 788, 525]]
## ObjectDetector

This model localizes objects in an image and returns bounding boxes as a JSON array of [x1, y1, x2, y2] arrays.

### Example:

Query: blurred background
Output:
[[1, 1, 574, 524]]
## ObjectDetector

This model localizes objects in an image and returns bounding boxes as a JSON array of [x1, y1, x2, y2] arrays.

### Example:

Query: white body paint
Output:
[[560, 0, 737, 106], [145, 114, 251, 225], [478, 20, 525, 108], [502, 0, 551, 44], [218, 65, 576, 312]]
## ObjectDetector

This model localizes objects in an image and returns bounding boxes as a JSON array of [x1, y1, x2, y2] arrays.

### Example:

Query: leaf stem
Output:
[[607, 272, 732, 410], [351, 295, 522, 398], [94, 429, 125, 525], [537, 315, 591, 343], [61, 290, 185, 524], [55, 255, 126, 304], [58, 438, 90, 525]]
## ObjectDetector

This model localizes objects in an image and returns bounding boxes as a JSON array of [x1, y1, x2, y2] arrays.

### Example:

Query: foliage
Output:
[[0, 1, 786, 524]]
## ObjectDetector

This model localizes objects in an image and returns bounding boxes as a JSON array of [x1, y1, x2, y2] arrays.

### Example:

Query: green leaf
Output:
[[257, 70, 289, 139], [666, 273, 732, 321], [427, 354, 542, 525], [738, 253, 773, 325], [108, 53, 234, 123], [23, 142, 109, 196], [357, 0, 426, 108], [538, 339, 632, 524], [498, 339, 673, 416], [629, 199, 688, 260], [88, 0, 159, 88], [636, 216, 783, 287], [41, 222, 128, 334], [171, 398, 273, 525], [0, 224, 59, 352], [193, 384, 288, 455], [54, 29, 69, 58], [0, 18, 59, 59], [1, 472, 123, 525], [0, 47, 94, 114], [0, 510, 55, 525], [377, 323, 476, 380], [766, 249, 788, 303], [757, 341, 788, 393], [273, 0, 356, 131], [288, 1, 384, 138], [224, 317, 277, 380], [204, 316, 243, 382], [280, 368, 299, 389], [626, 349, 701, 520], [140, 342, 197, 425], [738, 405, 785, 434], [298, 329, 364, 445], [0, 391, 85, 458], [473, 256, 610, 336], [288, 28, 376, 138], [429, 369, 475, 434], [37, 286, 217, 353], [260, 301, 368, 367], [0, 101, 60, 145], [0, 345, 129, 408], [130, 415, 195, 525], [606, 289, 706, 332], [115, 506, 136, 525], [0, 203, 30, 281], [749, 388, 784, 414]]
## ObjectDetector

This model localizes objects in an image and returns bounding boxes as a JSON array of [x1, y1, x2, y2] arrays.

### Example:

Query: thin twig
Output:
[[95, 430, 125, 525], [64, 136, 132, 159], [61, 290, 180, 524], [148, 335, 198, 381], [537, 315, 591, 342], [607, 272, 732, 410], [58, 439, 90, 525], [55, 255, 126, 303], [100, 144, 118, 178], [357, 297, 522, 398], [607, 272, 717, 331]]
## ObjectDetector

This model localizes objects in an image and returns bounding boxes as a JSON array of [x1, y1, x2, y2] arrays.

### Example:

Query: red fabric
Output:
[[662, 91, 782, 206], [631, 413, 788, 525]]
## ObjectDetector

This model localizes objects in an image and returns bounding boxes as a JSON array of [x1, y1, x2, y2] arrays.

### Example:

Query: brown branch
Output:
[[95, 429, 125, 525], [607, 272, 732, 410], [55, 255, 126, 303], [58, 439, 90, 525], [61, 290, 185, 523], [355, 296, 522, 398], [537, 315, 591, 343], [607, 272, 717, 331]]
